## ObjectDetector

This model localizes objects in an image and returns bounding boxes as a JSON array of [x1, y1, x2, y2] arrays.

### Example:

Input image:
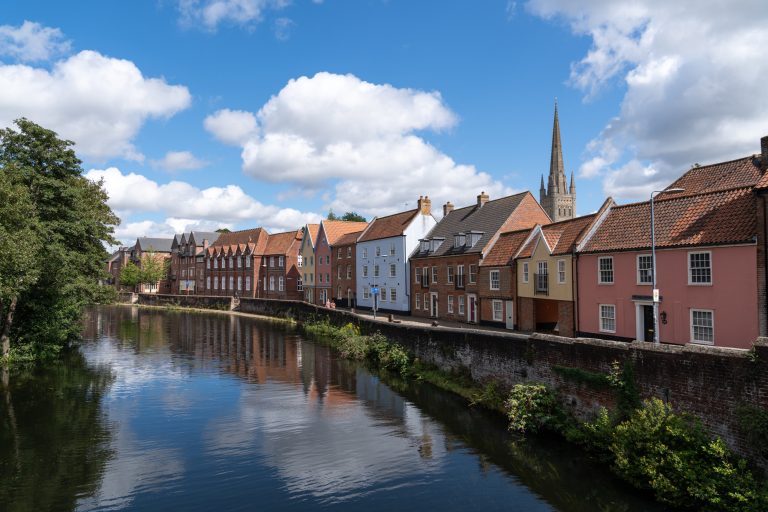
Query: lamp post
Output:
[[371, 253, 386, 319], [651, 188, 684, 344]]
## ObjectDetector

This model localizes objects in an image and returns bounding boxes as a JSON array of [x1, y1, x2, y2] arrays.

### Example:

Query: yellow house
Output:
[[516, 201, 610, 336], [299, 224, 320, 303]]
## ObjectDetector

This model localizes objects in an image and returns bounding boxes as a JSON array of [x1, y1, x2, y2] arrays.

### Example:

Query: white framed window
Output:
[[423, 293, 429, 310], [338, 286, 342, 299], [325, 273, 329, 284], [458, 295, 465, 315], [490, 270, 500, 290], [246, 256, 251, 268], [229, 276, 233, 290], [454, 234, 465, 248], [557, 259, 566, 284], [536, 261, 548, 294], [522, 262, 529, 283], [373, 264, 379, 278], [376, 246, 381, 257], [447, 266, 454, 284], [688, 251, 712, 285], [415, 293, 421, 310], [380, 288, 387, 302], [598, 256, 614, 284], [390, 288, 397, 302], [206, 258, 210, 269], [347, 265, 352, 279], [690, 309, 714, 345], [214, 277, 219, 290], [363, 247, 368, 259], [279, 256, 284, 268], [338, 248, 343, 259], [347, 247, 352, 258], [362, 265, 368, 278], [447, 295, 454, 313], [263, 276, 267, 289], [245, 276, 251, 291], [237, 276, 242, 291], [326, 255, 330, 264], [296, 278, 302, 291], [213, 258, 218, 269], [296, 255, 301, 268], [422, 267, 429, 286], [389, 263, 396, 278], [279, 276, 285, 292], [637, 254, 653, 284], [269, 276, 275, 291], [469, 264, 477, 284], [414, 266, 420, 283], [456, 265, 465, 288], [206, 276, 211, 290], [338, 266, 343, 279], [363, 287, 370, 300], [390, 243, 396, 256], [270, 256, 275, 268], [492, 300, 503, 321], [229, 256, 234, 268], [319, 273, 323, 283], [599, 304, 616, 333], [237, 256, 242, 268], [432, 266, 438, 284]]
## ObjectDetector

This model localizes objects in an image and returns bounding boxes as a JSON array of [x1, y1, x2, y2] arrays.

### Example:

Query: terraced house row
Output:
[[107, 108, 768, 350]]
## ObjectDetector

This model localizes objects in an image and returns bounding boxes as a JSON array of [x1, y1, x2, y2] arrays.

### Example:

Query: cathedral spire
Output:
[[549, 99, 565, 193]]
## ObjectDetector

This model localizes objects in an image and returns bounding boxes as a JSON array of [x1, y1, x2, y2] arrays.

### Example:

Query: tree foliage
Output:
[[326, 209, 338, 220], [138, 251, 169, 290], [119, 261, 141, 289], [0, 118, 119, 359], [341, 211, 366, 222]]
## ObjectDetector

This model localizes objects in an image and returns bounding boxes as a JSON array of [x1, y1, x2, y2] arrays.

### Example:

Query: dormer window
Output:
[[420, 240, 430, 252], [454, 233, 466, 249], [467, 231, 483, 248], [430, 237, 444, 252]]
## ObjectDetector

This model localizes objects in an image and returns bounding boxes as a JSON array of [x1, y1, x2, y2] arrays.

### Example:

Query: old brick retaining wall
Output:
[[137, 295, 768, 467], [138, 293, 233, 310]]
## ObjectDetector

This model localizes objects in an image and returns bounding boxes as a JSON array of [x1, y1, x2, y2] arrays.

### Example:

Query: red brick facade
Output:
[[331, 241, 358, 307], [411, 254, 482, 323]]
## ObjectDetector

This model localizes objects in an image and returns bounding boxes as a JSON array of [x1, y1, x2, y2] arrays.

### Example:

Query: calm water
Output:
[[0, 306, 666, 512]]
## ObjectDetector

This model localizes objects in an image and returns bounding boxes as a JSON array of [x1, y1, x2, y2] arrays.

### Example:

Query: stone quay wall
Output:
[[136, 294, 768, 467]]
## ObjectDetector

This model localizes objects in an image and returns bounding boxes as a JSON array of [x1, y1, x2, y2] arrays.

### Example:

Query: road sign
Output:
[[371, 287, 379, 295], [653, 289, 659, 302]]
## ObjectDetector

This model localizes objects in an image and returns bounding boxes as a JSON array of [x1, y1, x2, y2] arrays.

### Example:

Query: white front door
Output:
[[506, 300, 514, 329]]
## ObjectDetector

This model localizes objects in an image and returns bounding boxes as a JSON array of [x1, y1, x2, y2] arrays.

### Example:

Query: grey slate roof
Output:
[[411, 192, 530, 258], [136, 237, 174, 253], [188, 231, 220, 246]]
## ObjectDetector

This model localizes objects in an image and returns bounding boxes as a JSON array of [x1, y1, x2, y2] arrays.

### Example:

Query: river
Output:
[[0, 306, 667, 511]]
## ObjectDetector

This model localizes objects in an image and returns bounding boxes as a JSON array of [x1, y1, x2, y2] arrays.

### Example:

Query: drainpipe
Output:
[[572, 253, 579, 337]]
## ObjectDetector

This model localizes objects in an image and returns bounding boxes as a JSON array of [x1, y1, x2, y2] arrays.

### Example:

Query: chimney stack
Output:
[[417, 195, 432, 215], [477, 191, 489, 207], [761, 135, 768, 171], [443, 201, 454, 217]]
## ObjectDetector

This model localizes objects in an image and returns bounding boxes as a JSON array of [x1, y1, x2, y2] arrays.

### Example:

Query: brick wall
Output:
[[519, 297, 535, 330], [411, 254, 481, 322], [558, 300, 575, 337]]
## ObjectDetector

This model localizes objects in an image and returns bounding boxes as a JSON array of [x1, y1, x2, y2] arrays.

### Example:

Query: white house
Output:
[[355, 197, 437, 313]]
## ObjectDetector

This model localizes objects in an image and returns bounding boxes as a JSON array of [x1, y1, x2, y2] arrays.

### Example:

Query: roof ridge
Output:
[[368, 208, 417, 221], [612, 185, 752, 210], [542, 212, 596, 228], [448, 191, 528, 214]]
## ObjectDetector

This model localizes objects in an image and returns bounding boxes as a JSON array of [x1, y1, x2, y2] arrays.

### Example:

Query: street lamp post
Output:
[[650, 188, 684, 344], [371, 254, 386, 319]]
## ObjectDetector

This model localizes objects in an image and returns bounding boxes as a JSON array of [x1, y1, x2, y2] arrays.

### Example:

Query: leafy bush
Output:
[[611, 398, 767, 511], [504, 383, 562, 435]]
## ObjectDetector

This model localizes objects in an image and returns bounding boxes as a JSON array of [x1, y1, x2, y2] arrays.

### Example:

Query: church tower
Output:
[[540, 101, 576, 222]]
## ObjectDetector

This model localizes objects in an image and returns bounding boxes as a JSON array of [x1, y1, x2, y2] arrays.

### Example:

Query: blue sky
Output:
[[1, 1, 766, 244]]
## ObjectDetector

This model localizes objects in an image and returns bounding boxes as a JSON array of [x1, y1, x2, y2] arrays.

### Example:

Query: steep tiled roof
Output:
[[335, 230, 364, 247], [581, 187, 756, 253], [543, 214, 597, 255], [208, 228, 269, 256], [305, 224, 321, 247], [320, 220, 369, 245], [481, 229, 532, 267], [188, 231, 220, 247], [358, 209, 419, 242], [264, 229, 302, 255], [136, 237, 174, 253], [412, 192, 542, 258], [664, 156, 762, 196]]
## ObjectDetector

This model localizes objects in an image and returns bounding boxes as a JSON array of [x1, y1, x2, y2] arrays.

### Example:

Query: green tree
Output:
[[327, 209, 338, 220], [341, 212, 366, 222], [119, 261, 141, 290], [138, 251, 169, 292], [0, 118, 119, 359], [215, 228, 230, 233]]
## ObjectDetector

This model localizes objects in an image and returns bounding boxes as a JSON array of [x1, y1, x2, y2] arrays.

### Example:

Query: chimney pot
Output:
[[477, 191, 490, 207], [418, 195, 432, 215]]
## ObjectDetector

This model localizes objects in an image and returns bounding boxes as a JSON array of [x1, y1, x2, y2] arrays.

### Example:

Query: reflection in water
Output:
[[0, 306, 665, 512], [0, 352, 114, 511]]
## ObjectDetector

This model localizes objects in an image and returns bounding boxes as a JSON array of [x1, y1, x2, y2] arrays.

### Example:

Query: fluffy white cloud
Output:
[[151, 151, 208, 171], [204, 108, 258, 146], [527, 0, 768, 200], [177, 0, 290, 30], [86, 167, 321, 243], [0, 21, 71, 62], [0, 50, 191, 161], [210, 72, 510, 217]]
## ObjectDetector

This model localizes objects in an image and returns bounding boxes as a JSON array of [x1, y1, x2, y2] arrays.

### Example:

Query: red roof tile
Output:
[[664, 156, 762, 196], [320, 220, 369, 245], [481, 229, 532, 266], [305, 224, 320, 247], [264, 229, 302, 255], [207, 227, 269, 256], [581, 187, 756, 253], [358, 209, 419, 242], [335, 230, 363, 247]]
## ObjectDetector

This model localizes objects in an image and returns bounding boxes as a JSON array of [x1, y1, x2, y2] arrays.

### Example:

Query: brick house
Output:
[[410, 191, 550, 323], [356, 197, 437, 314], [476, 229, 532, 329], [577, 187, 759, 349], [260, 229, 304, 300], [131, 237, 174, 293], [751, 136, 768, 336], [298, 224, 320, 304], [106, 246, 132, 290], [331, 230, 364, 308], [204, 228, 269, 297], [170, 231, 220, 294], [314, 220, 368, 306], [515, 202, 609, 337]]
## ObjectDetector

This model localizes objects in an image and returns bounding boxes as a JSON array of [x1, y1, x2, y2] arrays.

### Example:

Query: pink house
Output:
[[577, 186, 759, 349], [313, 220, 368, 306]]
